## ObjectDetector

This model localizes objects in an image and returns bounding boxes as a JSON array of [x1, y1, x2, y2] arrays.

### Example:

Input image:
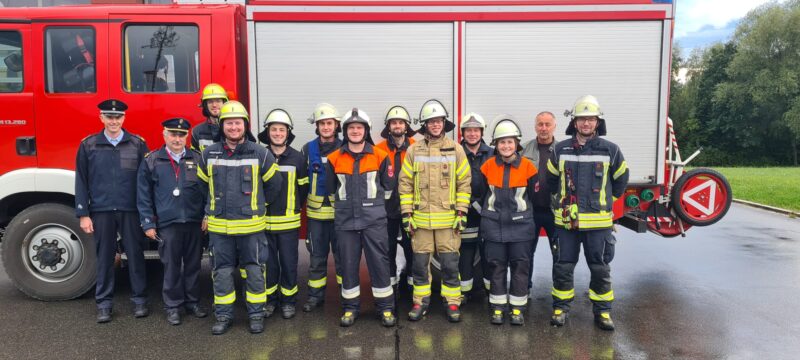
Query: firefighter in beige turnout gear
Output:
[[399, 99, 471, 323]]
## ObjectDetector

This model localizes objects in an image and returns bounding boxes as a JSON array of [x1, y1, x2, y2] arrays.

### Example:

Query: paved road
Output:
[[2, 204, 799, 359]]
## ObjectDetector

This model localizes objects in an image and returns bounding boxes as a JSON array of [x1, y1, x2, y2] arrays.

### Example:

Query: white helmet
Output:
[[491, 115, 523, 147], [341, 107, 374, 144], [416, 99, 455, 134], [381, 105, 415, 138], [258, 108, 295, 145], [460, 112, 486, 129], [308, 103, 341, 123], [565, 95, 607, 136]]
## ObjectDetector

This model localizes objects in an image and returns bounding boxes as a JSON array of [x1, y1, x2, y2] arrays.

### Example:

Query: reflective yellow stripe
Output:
[[456, 192, 470, 205], [265, 213, 302, 231], [262, 162, 278, 182], [297, 176, 309, 185], [558, 159, 566, 204], [613, 160, 628, 180], [455, 158, 470, 180], [308, 277, 327, 288], [413, 161, 421, 207], [240, 268, 247, 279], [214, 291, 236, 305], [251, 164, 259, 212], [197, 167, 209, 182], [208, 164, 215, 211], [413, 284, 431, 297], [286, 170, 296, 216], [207, 216, 267, 235], [336, 275, 342, 285], [266, 284, 278, 295], [449, 160, 456, 206], [307, 207, 335, 220], [589, 289, 614, 302], [281, 286, 299, 296], [402, 159, 414, 178], [246, 291, 267, 303], [547, 159, 559, 175], [551, 287, 575, 300], [400, 194, 414, 206], [599, 162, 609, 208], [440, 284, 461, 297]]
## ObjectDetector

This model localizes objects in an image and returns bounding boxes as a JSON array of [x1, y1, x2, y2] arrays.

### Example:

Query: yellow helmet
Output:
[[565, 95, 607, 136], [308, 103, 341, 124], [219, 100, 249, 122], [201, 83, 228, 102]]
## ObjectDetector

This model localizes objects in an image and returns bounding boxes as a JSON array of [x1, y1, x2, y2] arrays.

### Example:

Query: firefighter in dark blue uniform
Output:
[[458, 113, 493, 303], [75, 99, 149, 323], [137, 118, 209, 326], [191, 83, 228, 152], [546, 95, 629, 331], [197, 101, 283, 335], [257, 109, 309, 319]]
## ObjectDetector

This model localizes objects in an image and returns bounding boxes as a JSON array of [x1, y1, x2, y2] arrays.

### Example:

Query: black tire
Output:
[[1, 203, 96, 301], [671, 168, 733, 227]]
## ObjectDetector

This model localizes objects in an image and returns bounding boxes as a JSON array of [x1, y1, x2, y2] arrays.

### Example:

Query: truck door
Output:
[[32, 20, 109, 170], [108, 14, 211, 146], [0, 24, 35, 175]]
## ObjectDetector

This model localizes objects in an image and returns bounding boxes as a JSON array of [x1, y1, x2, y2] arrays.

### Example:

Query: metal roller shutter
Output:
[[465, 21, 664, 184], [252, 22, 454, 147]]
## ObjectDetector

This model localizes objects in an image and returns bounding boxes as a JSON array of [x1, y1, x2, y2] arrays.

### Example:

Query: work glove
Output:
[[452, 211, 467, 233], [402, 213, 416, 237]]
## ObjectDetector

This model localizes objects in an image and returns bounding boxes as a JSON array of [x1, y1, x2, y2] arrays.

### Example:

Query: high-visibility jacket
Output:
[[196, 141, 283, 235], [461, 141, 493, 239], [398, 135, 471, 229], [301, 137, 342, 221], [546, 136, 629, 230], [190, 119, 219, 152], [325, 143, 393, 231], [375, 137, 415, 219], [479, 155, 538, 243], [266, 146, 309, 232]]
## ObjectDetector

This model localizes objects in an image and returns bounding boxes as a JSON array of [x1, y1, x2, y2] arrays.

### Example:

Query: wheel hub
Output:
[[32, 239, 66, 270], [25, 224, 84, 282]]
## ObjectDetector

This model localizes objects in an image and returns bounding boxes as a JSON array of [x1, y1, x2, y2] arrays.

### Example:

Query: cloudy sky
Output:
[[674, 0, 774, 52]]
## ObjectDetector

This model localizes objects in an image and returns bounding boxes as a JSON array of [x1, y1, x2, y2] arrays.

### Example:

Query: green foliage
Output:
[[670, 1, 800, 166], [713, 167, 800, 211]]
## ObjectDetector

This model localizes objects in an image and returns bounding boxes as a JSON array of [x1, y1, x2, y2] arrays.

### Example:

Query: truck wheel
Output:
[[671, 168, 732, 226], [1, 204, 96, 301]]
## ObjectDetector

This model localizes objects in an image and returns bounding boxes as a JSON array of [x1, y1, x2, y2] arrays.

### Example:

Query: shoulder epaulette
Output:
[[144, 150, 155, 158], [81, 134, 95, 143]]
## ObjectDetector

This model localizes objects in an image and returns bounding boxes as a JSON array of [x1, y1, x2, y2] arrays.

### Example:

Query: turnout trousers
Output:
[[411, 228, 462, 306], [92, 211, 147, 309], [306, 219, 342, 300], [265, 230, 300, 306], [486, 240, 533, 310], [210, 232, 268, 320], [158, 222, 203, 309], [337, 224, 394, 313], [551, 228, 616, 315], [387, 217, 413, 287], [459, 235, 488, 294]]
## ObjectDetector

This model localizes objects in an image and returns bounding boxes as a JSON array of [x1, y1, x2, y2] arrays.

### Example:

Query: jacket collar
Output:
[[493, 153, 522, 168], [341, 142, 375, 156]]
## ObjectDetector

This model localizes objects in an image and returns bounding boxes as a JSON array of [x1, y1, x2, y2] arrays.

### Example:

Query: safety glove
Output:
[[402, 213, 416, 237], [452, 211, 467, 233]]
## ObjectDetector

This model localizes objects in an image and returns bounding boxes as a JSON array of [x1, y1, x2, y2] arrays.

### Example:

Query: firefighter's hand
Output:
[[453, 211, 467, 234], [402, 213, 416, 237], [201, 217, 208, 232], [144, 228, 157, 240], [79, 216, 94, 234]]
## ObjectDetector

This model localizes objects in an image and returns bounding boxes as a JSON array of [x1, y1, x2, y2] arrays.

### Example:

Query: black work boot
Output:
[[264, 303, 277, 318], [281, 304, 296, 319], [509, 308, 524, 326], [408, 304, 428, 321], [380, 310, 397, 327], [446, 304, 462, 323], [594, 312, 615, 331], [249, 317, 265, 334], [551, 309, 567, 327], [490, 309, 505, 325], [166, 308, 181, 326], [185, 304, 209, 318], [211, 318, 232, 335], [133, 303, 149, 318], [96, 308, 112, 324], [340, 311, 358, 327], [302, 297, 324, 312]]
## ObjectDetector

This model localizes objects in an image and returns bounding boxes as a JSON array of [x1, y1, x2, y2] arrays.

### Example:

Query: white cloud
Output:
[[675, 0, 773, 38]]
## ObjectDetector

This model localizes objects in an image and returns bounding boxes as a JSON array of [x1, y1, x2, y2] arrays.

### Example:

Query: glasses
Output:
[[575, 117, 598, 124]]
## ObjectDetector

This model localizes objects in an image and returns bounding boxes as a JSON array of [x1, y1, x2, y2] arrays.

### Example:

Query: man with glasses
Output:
[[75, 99, 149, 323]]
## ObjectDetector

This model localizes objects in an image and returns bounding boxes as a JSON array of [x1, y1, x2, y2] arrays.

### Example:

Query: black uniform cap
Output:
[[162, 117, 191, 133], [98, 99, 128, 115]]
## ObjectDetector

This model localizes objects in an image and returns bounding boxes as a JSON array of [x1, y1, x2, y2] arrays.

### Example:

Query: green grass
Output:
[[709, 167, 800, 212]]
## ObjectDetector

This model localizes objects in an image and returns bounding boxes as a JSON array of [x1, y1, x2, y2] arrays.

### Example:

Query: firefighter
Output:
[[300, 103, 343, 313], [521, 111, 558, 293], [196, 100, 283, 335], [191, 83, 228, 152], [136, 118, 209, 326], [458, 112, 493, 304], [75, 99, 149, 323], [325, 108, 396, 327], [546, 95, 629, 331], [375, 105, 416, 294], [479, 117, 538, 326], [399, 99, 471, 323], [257, 109, 309, 319]]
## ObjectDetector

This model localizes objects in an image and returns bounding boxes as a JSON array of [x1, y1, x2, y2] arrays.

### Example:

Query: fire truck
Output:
[[0, 0, 732, 301]]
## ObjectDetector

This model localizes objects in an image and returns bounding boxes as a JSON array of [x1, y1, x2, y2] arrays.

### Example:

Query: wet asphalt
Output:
[[1, 203, 799, 359]]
